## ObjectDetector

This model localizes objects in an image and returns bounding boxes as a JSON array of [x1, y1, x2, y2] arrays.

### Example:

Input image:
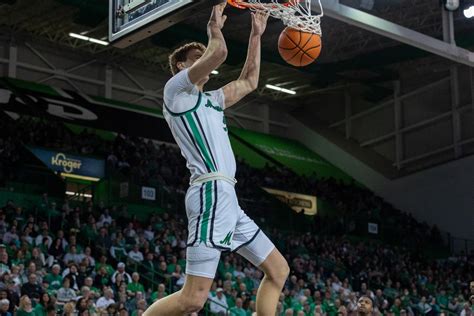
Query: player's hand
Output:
[[251, 10, 269, 36], [208, 2, 227, 30]]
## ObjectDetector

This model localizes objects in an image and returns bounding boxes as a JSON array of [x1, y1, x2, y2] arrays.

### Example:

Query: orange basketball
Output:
[[278, 27, 322, 67]]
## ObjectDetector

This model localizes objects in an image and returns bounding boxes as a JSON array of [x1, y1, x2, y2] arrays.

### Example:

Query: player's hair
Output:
[[168, 42, 206, 75]]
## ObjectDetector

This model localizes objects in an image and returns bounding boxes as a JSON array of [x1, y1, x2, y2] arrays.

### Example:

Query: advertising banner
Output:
[[0, 78, 173, 142], [29, 146, 104, 181], [263, 187, 317, 215]]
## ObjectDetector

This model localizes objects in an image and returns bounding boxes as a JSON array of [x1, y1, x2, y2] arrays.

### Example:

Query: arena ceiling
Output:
[[1, 0, 474, 178]]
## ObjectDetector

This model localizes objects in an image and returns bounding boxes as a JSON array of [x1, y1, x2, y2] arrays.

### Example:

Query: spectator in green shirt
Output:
[[323, 291, 337, 316], [33, 293, 51, 316], [16, 295, 34, 316], [437, 289, 449, 310], [390, 298, 402, 316], [127, 272, 145, 297], [229, 298, 247, 316], [150, 283, 168, 304], [44, 264, 62, 291]]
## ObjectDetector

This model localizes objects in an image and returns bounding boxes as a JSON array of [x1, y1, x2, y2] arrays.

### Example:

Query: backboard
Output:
[[109, 0, 214, 48]]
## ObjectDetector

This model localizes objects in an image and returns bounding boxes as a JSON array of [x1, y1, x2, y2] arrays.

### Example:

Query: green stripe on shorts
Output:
[[200, 181, 213, 243]]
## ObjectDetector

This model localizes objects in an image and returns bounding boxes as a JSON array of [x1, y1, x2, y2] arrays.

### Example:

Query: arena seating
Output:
[[0, 114, 472, 316]]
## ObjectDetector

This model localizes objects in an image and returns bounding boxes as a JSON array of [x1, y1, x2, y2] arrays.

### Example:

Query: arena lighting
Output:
[[65, 191, 93, 198], [464, 5, 474, 17], [69, 33, 109, 46], [265, 84, 297, 95], [211, 70, 219, 75]]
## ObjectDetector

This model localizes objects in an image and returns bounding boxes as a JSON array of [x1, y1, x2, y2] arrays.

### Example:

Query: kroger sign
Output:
[[29, 147, 104, 179]]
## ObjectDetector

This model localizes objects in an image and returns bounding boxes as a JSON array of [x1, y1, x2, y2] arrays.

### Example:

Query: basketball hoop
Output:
[[228, 0, 323, 36]]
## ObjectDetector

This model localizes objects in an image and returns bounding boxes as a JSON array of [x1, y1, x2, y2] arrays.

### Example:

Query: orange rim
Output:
[[227, 0, 298, 9]]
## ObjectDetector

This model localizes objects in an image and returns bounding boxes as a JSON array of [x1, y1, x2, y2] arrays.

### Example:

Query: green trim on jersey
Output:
[[200, 181, 213, 243], [164, 92, 202, 117], [184, 113, 217, 172]]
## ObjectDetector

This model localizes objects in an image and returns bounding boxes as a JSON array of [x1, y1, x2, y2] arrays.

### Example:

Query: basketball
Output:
[[278, 27, 322, 67]]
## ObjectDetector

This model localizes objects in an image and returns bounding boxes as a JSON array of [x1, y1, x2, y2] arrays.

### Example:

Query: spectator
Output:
[[56, 278, 77, 304], [33, 293, 52, 316], [16, 295, 34, 316], [47, 238, 65, 265], [96, 228, 112, 255], [97, 209, 112, 228], [94, 266, 111, 290], [127, 273, 145, 297], [460, 302, 472, 316], [209, 288, 228, 315], [82, 247, 96, 268], [128, 244, 144, 263], [150, 283, 168, 303], [96, 288, 115, 310], [20, 274, 42, 300], [112, 262, 132, 284], [0, 299, 11, 316], [2, 227, 18, 246], [0, 253, 8, 275], [357, 296, 374, 316], [229, 297, 246, 316], [20, 262, 42, 285], [62, 264, 79, 292], [35, 230, 52, 249], [44, 264, 62, 292], [110, 239, 128, 262], [62, 301, 76, 316], [30, 247, 46, 269], [63, 245, 84, 265]]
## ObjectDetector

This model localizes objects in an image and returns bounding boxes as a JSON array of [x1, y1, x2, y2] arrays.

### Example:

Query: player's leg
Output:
[[143, 274, 213, 316], [255, 247, 290, 315], [233, 213, 290, 315], [143, 246, 220, 316], [144, 184, 221, 316]]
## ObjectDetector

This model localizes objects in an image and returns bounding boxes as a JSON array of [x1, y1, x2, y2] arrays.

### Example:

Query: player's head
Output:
[[169, 42, 207, 77], [357, 296, 373, 316]]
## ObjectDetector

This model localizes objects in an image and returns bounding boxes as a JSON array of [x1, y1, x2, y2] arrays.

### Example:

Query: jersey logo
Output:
[[219, 231, 233, 246], [205, 99, 223, 112]]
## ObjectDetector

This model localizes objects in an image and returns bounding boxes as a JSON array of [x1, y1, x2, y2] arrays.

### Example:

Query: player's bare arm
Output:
[[222, 10, 269, 109], [187, 2, 228, 85]]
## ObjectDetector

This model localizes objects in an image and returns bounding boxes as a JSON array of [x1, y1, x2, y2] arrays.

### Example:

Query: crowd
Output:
[[0, 115, 472, 315], [0, 197, 471, 316], [4, 115, 444, 246]]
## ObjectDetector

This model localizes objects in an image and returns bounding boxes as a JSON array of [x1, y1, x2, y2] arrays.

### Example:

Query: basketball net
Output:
[[241, 0, 323, 36]]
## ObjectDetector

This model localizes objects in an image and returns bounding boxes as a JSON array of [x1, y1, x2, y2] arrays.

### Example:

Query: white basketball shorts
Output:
[[184, 180, 275, 279]]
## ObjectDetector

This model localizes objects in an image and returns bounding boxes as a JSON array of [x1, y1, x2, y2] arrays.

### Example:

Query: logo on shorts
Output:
[[219, 231, 233, 246]]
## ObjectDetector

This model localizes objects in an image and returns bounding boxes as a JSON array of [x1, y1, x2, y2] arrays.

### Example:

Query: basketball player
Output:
[[143, 2, 289, 316], [357, 296, 374, 316]]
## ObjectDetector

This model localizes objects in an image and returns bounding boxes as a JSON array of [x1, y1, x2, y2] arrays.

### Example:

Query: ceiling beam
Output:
[[315, 0, 474, 67]]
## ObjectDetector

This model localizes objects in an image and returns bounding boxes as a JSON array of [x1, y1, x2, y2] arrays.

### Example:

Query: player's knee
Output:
[[268, 257, 290, 285], [177, 292, 207, 313]]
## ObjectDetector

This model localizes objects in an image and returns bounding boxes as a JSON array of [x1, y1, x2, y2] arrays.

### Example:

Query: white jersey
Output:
[[163, 69, 236, 183]]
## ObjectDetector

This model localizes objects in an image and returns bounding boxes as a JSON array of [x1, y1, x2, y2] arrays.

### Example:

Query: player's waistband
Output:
[[190, 172, 237, 187]]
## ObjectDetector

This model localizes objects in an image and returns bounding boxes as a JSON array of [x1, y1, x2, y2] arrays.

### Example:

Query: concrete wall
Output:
[[289, 116, 474, 241]]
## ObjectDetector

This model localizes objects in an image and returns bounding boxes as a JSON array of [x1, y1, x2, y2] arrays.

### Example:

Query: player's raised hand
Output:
[[251, 10, 269, 36], [209, 2, 227, 30]]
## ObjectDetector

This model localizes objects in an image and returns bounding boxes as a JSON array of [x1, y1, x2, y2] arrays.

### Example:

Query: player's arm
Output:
[[222, 11, 269, 109], [188, 2, 228, 85]]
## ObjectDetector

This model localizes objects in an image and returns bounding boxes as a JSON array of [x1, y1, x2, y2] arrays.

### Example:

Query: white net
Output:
[[245, 0, 323, 35]]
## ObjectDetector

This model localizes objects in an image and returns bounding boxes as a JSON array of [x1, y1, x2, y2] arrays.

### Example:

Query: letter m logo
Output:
[[219, 231, 233, 246]]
